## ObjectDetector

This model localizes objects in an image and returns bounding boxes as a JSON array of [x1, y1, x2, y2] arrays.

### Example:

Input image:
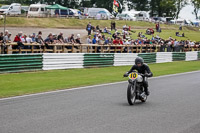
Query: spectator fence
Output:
[[0, 43, 199, 54]]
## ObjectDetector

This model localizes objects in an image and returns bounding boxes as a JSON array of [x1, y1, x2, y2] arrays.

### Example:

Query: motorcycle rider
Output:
[[124, 57, 153, 96]]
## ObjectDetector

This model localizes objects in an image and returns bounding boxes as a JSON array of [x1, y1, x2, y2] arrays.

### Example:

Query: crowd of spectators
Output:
[[0, 30, 84, 54], [0, 22, 199, 54], [86, 22, 198, 52]]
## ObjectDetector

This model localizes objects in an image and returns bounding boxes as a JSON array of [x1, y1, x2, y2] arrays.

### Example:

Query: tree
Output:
[[160, 0, 176, 17], [191, 0, 200, 19], [175, 0, 188, 19], [131, 0, 149, 11]]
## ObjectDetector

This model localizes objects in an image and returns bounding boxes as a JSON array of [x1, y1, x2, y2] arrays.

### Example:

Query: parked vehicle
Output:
[[0, 3, 21, 15], [55, 9, 80, 16], [28, 4, 48, 17], [84, 8, 113, 19], [116, 12, 136, 21], [21, 6, 29, 14]]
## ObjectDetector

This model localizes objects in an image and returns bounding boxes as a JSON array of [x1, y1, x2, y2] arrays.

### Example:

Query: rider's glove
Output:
[[144, 73, 149, 77], [123, 73, 129, 77]]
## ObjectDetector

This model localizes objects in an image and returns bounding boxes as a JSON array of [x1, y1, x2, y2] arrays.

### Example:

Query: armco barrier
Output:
[[138, 53, 157, 63], [84, 53, 114, 68], [172, 52, 186, 61], [186, 51, 198, 61], [114, 53, 138, 66], [156, 52, 173, 63], [0, 52, 199, 74], [0, 54, 42, 73], [43, 53, 84, 70], [198, 51, 200, 60]]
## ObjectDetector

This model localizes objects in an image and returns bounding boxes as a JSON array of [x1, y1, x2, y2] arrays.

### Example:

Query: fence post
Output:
[[19, 47, 22, 54], [6, 45, 9, 54], [31, 45, 34, 53]]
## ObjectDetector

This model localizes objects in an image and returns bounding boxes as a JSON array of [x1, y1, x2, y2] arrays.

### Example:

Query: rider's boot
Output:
[[144, 87, 150, 96]]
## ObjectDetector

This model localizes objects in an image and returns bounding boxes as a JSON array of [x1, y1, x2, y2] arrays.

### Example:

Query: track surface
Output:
[[0, 71, 200, 133]]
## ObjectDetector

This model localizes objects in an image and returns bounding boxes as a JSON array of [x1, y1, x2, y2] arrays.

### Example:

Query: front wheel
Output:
[[127, 83, 136, 105]]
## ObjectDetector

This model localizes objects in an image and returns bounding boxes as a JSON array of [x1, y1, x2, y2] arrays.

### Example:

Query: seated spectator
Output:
[[176, 32, 185, 37], [96, 25, 102, 32], [104, 27, 111, 34]]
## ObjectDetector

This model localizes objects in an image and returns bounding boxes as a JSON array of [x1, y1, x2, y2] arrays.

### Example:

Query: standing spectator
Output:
[[3, 32, 11, 43], [36, 34, 44, 45], [68, 34, 75, 43], [13, 32, 24, 53], [92, 36, 97, 44], [64, 34, 69, 43], [0, 32, 4, 43], [44, 34, 54, 49], [179, 24, 182, 30], [22, 34, 32, 52], [35, 34, 44, 51], [75, 34, 82, 44], [86, 22, 92, 35], [38, 31, 42, 36], [0, 32, 4, 54], [104, 37, 112, 45], [2, 32, 11, 54], [113, 37, 120, 44], [57, 32, 64, 43], [19, 31, 23, 39], [86, 35, 92, 44], [32, 33, 36, 42], [21, 35, 32, 43], [52, 34, 58, 43]]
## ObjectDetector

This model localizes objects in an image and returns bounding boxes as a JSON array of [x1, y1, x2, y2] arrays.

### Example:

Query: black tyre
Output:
[[127, 83, 136, 105]]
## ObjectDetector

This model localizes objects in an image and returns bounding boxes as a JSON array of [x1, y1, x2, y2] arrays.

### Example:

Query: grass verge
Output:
[[0, 60, 200, 98]]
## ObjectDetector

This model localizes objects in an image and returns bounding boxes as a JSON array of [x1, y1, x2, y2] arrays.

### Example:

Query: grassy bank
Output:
[[0, 17, 198, 30], [0, 17, 200, 41], [0, 61, 200, 98]]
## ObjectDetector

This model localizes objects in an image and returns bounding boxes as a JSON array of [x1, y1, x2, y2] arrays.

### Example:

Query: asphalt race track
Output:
[[0, 71, 200, 133]]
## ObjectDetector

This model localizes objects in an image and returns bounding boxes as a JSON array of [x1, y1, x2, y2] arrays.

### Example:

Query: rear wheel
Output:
[[127, 83, 136, 105]]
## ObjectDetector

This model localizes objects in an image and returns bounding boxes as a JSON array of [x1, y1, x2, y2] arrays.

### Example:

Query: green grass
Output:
[[103, 28, 200, 42], [0, 60, 200, 98]]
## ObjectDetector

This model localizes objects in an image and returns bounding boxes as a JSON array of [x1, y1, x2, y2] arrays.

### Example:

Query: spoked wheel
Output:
[[127, 83, 136, 105]]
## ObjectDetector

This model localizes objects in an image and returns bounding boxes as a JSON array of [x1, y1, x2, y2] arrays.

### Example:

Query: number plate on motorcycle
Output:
[[129, 72, 138, 80]]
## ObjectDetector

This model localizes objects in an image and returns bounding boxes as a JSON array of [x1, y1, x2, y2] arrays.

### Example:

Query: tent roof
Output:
[[46, 4, 68, 10]]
